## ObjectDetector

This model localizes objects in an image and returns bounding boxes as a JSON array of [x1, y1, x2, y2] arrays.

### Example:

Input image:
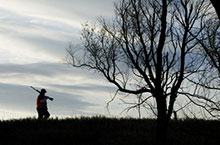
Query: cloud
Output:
[[0, 0, 116, 64], [0, 62, 117, 100], [0, 0, 123, 119], [0, 62, 118, 118], [0, 62, 108, 80], [0, 0, 115, 27], [0, 10, 79, 63], [0, 82, 97, 118]]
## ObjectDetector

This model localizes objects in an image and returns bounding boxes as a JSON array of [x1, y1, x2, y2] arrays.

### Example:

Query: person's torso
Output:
[[36, 95, 47, 108]]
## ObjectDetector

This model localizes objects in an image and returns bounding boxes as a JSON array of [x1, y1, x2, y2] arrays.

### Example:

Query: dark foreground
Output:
[[0, 117, 219, 145]]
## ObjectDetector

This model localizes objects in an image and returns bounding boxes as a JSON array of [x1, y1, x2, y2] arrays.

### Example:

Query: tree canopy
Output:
[[66, 0, 220, 144]]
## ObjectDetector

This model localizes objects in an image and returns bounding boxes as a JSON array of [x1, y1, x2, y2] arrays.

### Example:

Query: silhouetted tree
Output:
[[187, 6, 220, 119], [202, 0, 220, 73], [66, 0, 217, 144]]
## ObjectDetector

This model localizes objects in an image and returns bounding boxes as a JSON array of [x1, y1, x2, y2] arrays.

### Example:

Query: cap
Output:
[[41, 89, 47, 93]]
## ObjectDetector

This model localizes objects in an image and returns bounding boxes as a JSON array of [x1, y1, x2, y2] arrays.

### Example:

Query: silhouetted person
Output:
[[36, 89, 53, 119]]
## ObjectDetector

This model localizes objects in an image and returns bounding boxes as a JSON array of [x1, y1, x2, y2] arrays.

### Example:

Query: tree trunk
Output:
[[155, 97, 168, 145], [156, 118, 168, 145]]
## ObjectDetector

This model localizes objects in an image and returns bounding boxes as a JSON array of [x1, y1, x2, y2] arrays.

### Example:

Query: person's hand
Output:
[[46, 96, 54, 101]]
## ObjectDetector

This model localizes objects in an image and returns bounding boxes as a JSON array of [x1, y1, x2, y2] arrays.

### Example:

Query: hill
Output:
[[0, 117, 219, 145]]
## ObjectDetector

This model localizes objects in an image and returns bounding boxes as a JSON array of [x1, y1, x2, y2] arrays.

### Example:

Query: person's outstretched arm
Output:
[[46, 96, 54, 101]]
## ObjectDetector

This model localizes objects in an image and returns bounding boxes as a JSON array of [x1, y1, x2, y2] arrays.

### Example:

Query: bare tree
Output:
[[187, 11, 220, 118], [176, 0, 220, 120], [66, 0, 215, 144]]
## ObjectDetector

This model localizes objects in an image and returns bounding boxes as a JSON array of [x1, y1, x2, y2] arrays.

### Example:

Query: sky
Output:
[[0, 0, 139, 120], [0, 0, 216, 120]]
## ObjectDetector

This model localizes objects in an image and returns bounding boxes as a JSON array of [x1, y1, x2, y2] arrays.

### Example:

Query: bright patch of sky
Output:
[[0, 0, 135, 120]]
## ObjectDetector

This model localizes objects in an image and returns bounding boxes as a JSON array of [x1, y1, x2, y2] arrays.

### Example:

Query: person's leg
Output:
[[37, 107, 43, 119], [44, 110, 50, 119], [42, 108, 50, 119]]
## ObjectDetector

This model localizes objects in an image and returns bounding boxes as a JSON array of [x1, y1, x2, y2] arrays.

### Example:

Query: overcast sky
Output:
[[0, 0, 138, 120]]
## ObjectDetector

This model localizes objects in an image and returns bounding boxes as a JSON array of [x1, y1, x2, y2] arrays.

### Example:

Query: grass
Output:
[[0, 116, 219, 145]]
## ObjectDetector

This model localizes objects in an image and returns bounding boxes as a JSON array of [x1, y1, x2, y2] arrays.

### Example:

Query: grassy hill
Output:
[[0, 117, 219, 145]]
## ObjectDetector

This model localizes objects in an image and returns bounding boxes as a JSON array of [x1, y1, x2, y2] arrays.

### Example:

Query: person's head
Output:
[[40, 89, 47, 95]]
